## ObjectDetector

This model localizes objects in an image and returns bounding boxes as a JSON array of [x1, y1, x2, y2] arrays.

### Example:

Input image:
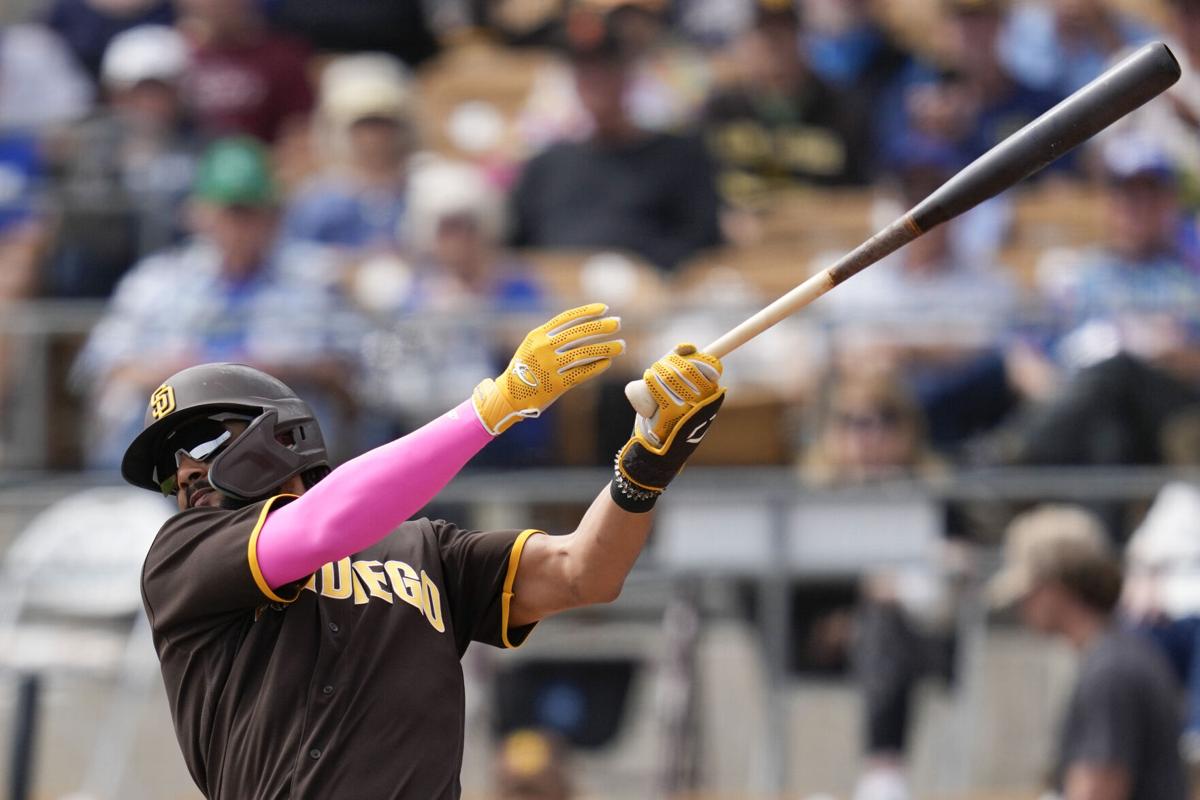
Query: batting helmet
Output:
[[121, 363, 329, 502]]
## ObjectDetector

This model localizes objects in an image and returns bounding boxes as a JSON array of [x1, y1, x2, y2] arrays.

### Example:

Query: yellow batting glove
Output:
[[473, 303, 625, 435], [612, 344, 726, 511], [637, 344, 724, 449]]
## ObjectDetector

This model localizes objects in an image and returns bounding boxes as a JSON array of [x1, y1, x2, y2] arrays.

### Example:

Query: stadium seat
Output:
[[0, 486, 171, 799]]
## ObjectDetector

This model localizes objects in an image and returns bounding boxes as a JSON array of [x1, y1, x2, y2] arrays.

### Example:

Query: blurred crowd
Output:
[[2, 0, 1200, 473], [6, 0, 1200, 796]]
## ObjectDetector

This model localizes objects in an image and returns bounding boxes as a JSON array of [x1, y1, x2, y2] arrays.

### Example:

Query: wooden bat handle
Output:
[[702, 268, 836, 357], [624, 217, 920, 417]]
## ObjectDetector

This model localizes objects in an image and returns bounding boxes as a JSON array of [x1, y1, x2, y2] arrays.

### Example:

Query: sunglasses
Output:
[[154, 412, 254, 496], [835, 408, 903, 432]]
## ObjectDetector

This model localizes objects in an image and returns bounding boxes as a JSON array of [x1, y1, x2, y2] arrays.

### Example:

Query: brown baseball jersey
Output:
[[141, 494, 542, 799]]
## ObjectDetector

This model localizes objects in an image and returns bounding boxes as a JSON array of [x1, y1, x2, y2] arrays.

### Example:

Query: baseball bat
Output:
[[627, 41, 1181, 417]]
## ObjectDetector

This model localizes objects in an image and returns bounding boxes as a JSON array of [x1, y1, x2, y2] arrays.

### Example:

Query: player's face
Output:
[[155, 415, 252, 511]]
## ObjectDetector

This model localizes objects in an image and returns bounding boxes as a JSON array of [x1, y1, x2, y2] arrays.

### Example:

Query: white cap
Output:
[[320, 53, 415, 125], [1127, 482, 1200, 617], [101, 25, 190, 91], [404, 158, 505, 253]]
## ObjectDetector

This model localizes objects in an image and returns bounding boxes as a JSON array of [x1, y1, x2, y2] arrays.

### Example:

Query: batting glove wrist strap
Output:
[[472, 303, 625, 436], [616, 390, 725, 496], [610, 471, 660, 513]]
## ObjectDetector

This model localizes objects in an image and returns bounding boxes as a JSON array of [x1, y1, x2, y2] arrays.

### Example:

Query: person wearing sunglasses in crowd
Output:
[[799, 368, 976, 800], [122, 303, 726, 800]]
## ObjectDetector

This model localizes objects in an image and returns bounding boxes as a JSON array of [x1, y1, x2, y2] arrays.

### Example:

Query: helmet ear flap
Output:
[[207, 410, 308, 501]]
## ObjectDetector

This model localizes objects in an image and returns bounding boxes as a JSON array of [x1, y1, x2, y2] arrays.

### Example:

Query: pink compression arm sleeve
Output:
[[255, 398, 493, 588]]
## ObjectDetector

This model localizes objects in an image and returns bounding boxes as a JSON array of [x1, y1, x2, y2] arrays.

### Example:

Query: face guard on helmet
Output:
[[122, 363, 329, 503]]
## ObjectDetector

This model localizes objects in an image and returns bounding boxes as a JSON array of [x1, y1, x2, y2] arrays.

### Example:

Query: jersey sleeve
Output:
[[428, 521, 544, 653], [142, 496, 304, 642]]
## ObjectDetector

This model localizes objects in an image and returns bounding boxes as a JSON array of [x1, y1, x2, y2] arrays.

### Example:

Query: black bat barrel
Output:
[[909, 41, 1181, 232]]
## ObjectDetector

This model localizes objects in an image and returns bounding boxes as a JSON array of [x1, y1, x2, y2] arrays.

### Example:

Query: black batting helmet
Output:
[[121, 363, 329, 501]]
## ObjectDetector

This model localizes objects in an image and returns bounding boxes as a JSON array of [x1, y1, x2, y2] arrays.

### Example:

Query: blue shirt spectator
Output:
[[283, 181, 407, 250], [72, 137, 366, 468], [45, 25, 201, 298], [1037, 138, 1200, 369], [353, 158, 551, 463], [999, 1, 1155, 97], [877, 0, 1063, 171], [282, 54, 417, 252]]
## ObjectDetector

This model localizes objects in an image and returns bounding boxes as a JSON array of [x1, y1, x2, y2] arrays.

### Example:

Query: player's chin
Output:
[[189, 488, 221, 509]]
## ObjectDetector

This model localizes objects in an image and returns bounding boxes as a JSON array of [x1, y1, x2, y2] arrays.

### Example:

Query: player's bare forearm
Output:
[[508, 488, 654, 627], [509, 343, 725, 626]]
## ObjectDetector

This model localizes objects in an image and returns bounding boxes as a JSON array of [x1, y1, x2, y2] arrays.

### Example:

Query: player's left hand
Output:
[[473, 303, 625, 435], [612, 343, 725, 510]]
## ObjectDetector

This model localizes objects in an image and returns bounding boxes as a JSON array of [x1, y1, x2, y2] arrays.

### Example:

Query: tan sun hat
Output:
[[988, 505, 1114, 609], [319, 53, 415, 126]]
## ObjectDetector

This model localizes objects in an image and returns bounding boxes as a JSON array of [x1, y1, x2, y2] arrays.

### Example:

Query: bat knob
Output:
[[624, 379, 658, 419]]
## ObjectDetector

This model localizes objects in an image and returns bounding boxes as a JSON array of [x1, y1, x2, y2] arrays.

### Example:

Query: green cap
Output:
[[193, 137, 278, 207]]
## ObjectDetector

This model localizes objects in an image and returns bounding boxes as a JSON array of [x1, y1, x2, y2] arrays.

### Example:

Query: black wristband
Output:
[[609, 478, 659, 513]]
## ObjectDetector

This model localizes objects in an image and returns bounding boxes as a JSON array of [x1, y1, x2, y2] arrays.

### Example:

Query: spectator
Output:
[[516, 1, 713, 150], [703, 0, 871, 207], [400, 158, 542, 314], [282, 53, 416, 252], [799, 370, 974, 800], [879, 0, 1061, 169], [804, 0, 913, 92], [176, 0, 314, 143], [46, 24, 201, 298], [357, 158, 544, 400], [822, 144, 1020, 448], [358, 158, 551, 462], [990, 504, 1188, 800], [1122, 482, 1200, 767], [802, 368, 942, 485], [510, 20, 721, 271], [494, 729, 574, 800], [1008, 138, 1200, 469], [0, 23, 93, 131], [44, 0, 174, 82], [1045, 138, 1200, 353], [999, 0, 1154, 97], [596, 0, 712, 133], [72, 137, 362, 467], [802, 0, 915, 174]]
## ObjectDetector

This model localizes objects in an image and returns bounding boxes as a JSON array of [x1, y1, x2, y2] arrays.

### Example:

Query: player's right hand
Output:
[[612, 343, 725, 510], [472, 303, 625, 435]]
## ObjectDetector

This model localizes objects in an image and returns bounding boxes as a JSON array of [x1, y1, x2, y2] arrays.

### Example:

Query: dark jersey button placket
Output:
[[302, 620, 341, 768]]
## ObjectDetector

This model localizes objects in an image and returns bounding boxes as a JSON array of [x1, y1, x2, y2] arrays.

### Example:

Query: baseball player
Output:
[[123, 303, 725, 799]]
